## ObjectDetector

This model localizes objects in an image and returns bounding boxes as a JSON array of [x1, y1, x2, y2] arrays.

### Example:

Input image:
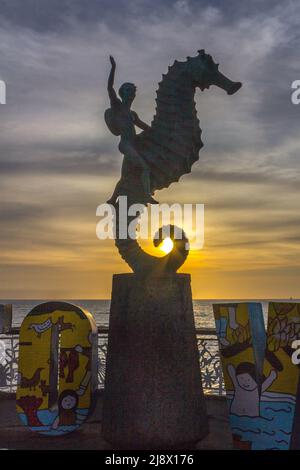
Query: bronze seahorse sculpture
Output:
[[105, 50, 242, 276]]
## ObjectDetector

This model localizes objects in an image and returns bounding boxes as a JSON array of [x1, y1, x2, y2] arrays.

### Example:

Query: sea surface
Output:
[[1, 299, 297, 329]]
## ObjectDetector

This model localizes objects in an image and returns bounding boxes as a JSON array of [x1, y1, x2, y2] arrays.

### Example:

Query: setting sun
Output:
[[160, 237, 174, 254]]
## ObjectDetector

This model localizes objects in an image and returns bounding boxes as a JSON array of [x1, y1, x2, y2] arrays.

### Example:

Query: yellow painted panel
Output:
[[16, 302, 98, 436]]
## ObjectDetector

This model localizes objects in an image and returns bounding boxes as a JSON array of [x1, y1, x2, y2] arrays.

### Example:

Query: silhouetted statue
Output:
[[103, 51, 242, 448], [104, 50, 242, 276]]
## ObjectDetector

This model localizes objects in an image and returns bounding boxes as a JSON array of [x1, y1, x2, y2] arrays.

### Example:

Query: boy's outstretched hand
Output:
[[110, 55, 116, 68]]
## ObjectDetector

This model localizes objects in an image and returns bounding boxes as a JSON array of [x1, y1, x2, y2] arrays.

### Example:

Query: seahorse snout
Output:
[[227, 81, 242, 95], [212, 70, 242, 95]]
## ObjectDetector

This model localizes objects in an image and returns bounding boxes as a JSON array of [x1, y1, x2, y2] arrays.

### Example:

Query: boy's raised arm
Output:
[[107, 55, 119, 106], [261, 369, 277, 393]]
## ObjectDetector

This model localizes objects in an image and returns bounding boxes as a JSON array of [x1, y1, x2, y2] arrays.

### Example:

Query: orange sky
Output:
[[1, 169, 299, 299]]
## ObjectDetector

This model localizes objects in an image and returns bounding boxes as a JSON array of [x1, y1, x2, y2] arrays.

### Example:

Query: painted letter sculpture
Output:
[[17, 302, 98, 436], [103, 51, 242, 448]]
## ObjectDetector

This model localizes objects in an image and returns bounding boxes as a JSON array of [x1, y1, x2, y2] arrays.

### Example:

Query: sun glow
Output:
[[160, 237, 174, 254]]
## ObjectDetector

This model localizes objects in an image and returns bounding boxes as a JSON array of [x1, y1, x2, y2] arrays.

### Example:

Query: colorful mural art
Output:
[[16, 302, 98, 436], [214, 302, 300, 450], [213, 303, 267, 450], [260, 302, 300, 450]]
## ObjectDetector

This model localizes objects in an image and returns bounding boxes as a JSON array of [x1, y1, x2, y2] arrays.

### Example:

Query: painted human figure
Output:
[[52, 390, 78, 429], [228, 362, 277, 417], [105, 55, 158, 205]]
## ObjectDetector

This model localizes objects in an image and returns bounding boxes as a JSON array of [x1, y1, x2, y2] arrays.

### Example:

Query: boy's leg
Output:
[[120, 141, 157, 202], [142, 168, 150, 196], [107, 179, 122, 205]]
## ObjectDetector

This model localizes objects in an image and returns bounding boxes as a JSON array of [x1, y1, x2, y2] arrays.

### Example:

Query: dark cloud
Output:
[[0, 144, 118, 175], [194, 167, 299, 189], [0, 1, 289, 32]]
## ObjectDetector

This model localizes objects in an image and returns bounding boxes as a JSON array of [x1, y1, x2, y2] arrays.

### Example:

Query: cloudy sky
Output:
[[0, 0, 299, 299]]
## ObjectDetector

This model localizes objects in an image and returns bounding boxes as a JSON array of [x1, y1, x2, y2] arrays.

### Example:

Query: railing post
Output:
[[0, 304, 12, 333]]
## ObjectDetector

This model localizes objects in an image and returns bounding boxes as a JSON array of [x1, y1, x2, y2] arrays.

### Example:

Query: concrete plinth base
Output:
[[102, 273, 208, 449]]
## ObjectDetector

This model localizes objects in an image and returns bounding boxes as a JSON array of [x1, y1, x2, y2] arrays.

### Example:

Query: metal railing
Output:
[[0, 327, 224, 396]]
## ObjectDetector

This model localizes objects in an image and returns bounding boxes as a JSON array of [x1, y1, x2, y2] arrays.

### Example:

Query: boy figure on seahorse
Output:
[[105, 55, 158, 205]]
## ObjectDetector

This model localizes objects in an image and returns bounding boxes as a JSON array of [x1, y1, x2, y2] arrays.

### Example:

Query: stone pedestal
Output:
[[102, 273, 208, 449]]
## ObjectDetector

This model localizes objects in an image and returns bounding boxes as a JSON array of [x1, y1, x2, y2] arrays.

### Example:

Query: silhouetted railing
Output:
[[0, 327, 224, 396]]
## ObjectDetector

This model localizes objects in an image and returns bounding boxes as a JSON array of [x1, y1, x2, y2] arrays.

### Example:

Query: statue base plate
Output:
[[102, 273, 208, 449]]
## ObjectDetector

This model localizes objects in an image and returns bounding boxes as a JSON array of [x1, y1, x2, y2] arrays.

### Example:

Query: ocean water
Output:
[[0, 299, 278, 329]]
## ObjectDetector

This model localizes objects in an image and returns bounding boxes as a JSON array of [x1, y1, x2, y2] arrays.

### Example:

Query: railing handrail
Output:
[[3, 326, 217, 336]]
